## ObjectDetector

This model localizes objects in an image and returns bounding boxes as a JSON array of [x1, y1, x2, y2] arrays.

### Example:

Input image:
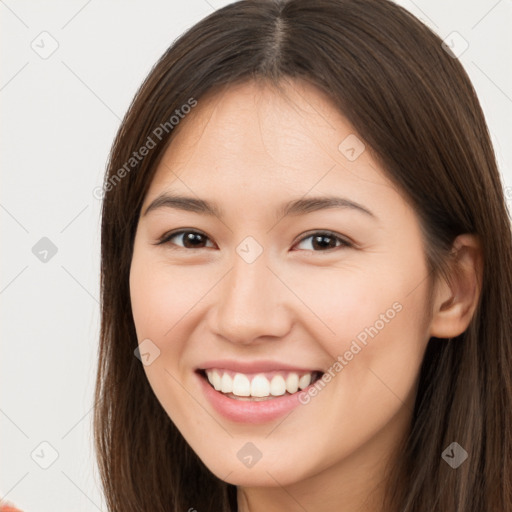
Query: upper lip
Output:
[[197, 359, 323, 374]]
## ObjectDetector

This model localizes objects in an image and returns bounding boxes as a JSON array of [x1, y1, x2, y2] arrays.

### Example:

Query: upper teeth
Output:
[[205, 369, 315, 397]]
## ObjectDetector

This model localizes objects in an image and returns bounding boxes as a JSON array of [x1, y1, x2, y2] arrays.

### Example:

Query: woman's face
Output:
[[129, 79, 434, 492]]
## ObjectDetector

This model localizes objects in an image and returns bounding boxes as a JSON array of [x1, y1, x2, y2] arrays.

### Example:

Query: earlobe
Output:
[[428, 234, 483, 339]]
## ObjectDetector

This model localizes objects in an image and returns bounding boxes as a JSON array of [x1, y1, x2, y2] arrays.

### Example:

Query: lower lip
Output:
[[196, 371, 313, 424]]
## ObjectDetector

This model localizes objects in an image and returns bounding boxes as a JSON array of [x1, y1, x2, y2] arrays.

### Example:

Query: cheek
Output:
[[129, 255, 210, 342], [312, 263, 430, 424], [292, 251, 430, 404], [282, 259, 420, 344], [129, 259, 198, 424], [129, 257, 217, 409]]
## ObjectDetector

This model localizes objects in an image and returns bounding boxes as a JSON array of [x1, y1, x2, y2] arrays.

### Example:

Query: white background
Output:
[[1, 0, 511, 510]]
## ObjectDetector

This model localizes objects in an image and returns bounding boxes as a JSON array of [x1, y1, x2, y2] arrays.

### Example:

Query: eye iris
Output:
[[183, 232, 206, 248], [312, 234, 337, 250]]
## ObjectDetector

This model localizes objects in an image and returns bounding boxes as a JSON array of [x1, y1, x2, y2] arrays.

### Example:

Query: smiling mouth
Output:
[[196, 369, 324, 401]]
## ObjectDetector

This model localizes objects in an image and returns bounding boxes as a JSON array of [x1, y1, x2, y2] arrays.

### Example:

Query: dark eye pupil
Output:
[[183, 232, 206, 248], [312, 235, 336, 250]]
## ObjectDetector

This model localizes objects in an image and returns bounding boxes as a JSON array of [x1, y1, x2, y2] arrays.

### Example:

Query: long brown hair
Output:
[[94, 0, 512, 510]]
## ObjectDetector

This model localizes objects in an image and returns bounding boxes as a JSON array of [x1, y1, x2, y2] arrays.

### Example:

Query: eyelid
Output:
[[154, 228, 215, 248], [293, 229, 354, 249], [154, 228, 354, 251]]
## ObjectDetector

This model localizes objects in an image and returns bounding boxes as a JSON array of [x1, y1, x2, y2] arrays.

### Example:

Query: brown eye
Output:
[[294, 231, 352, 252], [156, 230, 215, 249], [155, 229, 352, 252]]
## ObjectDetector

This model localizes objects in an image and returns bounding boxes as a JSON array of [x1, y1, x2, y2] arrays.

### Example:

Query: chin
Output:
[[196, 445, 312, 488]]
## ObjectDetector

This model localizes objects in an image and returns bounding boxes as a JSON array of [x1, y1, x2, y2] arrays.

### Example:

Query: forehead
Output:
[[144, 79, 400, 214]]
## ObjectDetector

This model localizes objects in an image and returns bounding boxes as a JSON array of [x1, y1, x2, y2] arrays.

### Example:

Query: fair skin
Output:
[[129, 78, 482, 512]]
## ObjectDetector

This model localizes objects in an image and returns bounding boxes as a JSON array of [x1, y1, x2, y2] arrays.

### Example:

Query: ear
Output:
[[429, 234, 484, 339]]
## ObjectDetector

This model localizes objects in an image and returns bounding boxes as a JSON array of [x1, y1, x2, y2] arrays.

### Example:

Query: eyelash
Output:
[[155, 229, 353, 253]]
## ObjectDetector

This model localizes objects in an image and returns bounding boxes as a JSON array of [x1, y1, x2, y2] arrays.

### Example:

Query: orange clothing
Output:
[[0, 502, 24, 512]]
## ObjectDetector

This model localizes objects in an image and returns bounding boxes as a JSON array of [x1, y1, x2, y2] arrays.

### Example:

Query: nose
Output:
[[209, 248, 292, 346]]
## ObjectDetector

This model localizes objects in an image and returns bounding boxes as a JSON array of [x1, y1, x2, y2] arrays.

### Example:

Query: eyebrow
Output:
[[143, 192, 376, 220]]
